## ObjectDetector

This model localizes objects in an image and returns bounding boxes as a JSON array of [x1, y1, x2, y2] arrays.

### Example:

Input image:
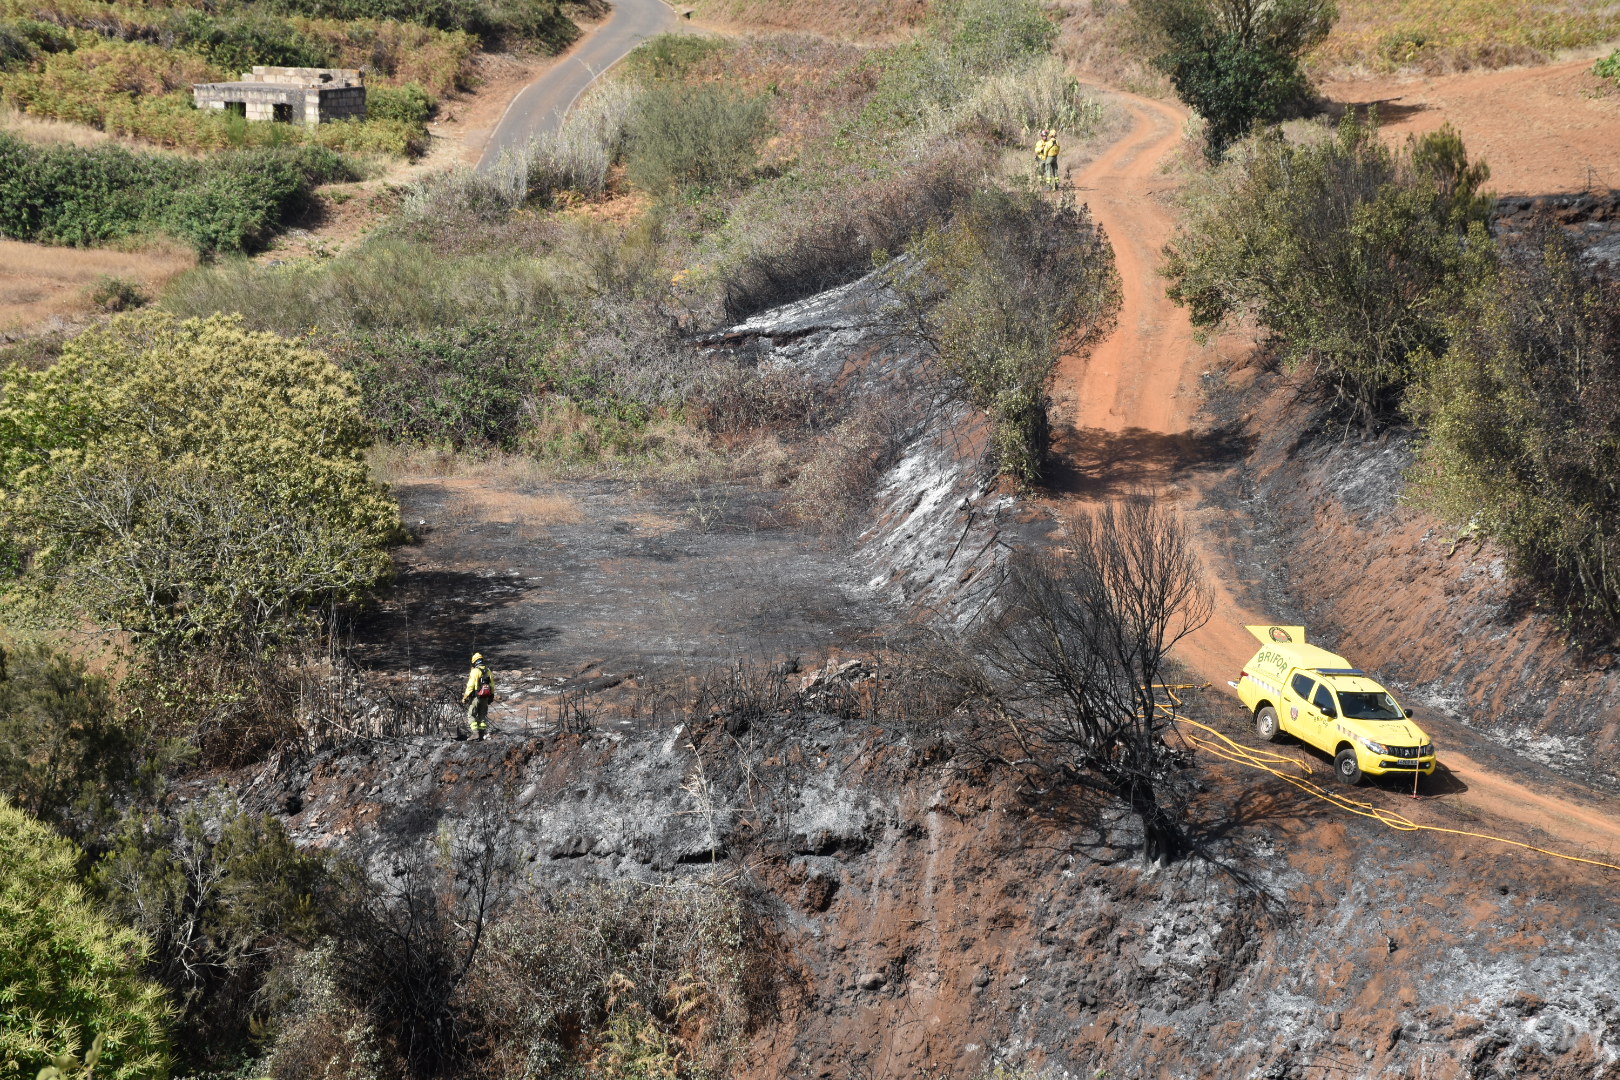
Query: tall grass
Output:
[[954, 54, 1102, 144]]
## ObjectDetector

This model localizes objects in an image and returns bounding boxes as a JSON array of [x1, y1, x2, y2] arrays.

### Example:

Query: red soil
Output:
[[1321, 58, 1620, 195]]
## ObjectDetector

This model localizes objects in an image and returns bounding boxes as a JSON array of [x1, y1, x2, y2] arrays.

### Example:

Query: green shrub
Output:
[[898, 186, 1118, 484], [1595, 48, 1620, 81], [862, 0, 1055, 129], [0, 798, 173, 1080], [0, 645, 135, 844], [937, 0, 1056, 73], [163, 9, 333, 71], [1164, 113, 1492, 425], [0, 134, 354, 253], [1410, 225, 1620, 639], [625, 31, 733, 81], [88, 275, 149, 312], [328, 319, 581, 448], [1133, 0, 1336, 158], [166, 238, 561, 333], [625, 82, 772, 196], [254, 0, 578, 47], [0, 311, 399, 662], [367, 80, 434, 124], [95, 794, 336, 1068]]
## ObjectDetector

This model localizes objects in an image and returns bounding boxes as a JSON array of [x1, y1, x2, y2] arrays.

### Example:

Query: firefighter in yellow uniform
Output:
[[1034, 129, 1060, 187], [462, 652, 495, 740]]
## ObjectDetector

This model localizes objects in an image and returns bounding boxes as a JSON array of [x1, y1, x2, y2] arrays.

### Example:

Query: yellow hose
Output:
[[1152, 685, 1620, 874]]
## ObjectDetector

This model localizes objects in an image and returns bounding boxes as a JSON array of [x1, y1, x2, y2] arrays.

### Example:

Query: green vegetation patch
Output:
[[0, 798, 173, 1080], [0, 134, 353, 252], [0, 311, 399, 661], [1164, 113, 1492, 425]]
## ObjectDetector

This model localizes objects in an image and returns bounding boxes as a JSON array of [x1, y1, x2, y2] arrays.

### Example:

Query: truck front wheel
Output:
[[1255, 706, 1282, 743], [1335, 747, 1364, 786]]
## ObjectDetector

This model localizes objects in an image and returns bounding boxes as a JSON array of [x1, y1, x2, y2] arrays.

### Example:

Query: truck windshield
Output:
[[1337, 691, 1403, 720]]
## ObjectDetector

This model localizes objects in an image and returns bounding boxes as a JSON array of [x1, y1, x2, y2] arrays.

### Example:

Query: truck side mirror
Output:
[[1404, 708, 1414, 719], [1322, 705, 1336, 718]]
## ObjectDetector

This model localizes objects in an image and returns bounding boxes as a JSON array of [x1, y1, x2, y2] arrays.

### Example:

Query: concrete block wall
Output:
[[249, 66, 364, 88], [194, 75, 367, 126]]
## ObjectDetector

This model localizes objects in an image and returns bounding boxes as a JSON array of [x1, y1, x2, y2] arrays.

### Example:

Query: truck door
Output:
[[1309, 681, 1340, 752], [1287, 672, 1316, 737]]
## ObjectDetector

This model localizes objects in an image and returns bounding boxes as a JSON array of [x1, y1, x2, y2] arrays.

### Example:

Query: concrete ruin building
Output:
[[192, 67, 366, 126]]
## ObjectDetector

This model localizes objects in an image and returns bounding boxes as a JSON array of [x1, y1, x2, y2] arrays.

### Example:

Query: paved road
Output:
[[477, 0, 677, 171]]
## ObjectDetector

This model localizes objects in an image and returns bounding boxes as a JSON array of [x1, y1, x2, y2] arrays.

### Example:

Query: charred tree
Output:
[[980, 496, 1211, 863]]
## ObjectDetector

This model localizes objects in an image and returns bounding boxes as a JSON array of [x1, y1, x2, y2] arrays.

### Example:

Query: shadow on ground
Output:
[[1046, 423, 1254, 496]]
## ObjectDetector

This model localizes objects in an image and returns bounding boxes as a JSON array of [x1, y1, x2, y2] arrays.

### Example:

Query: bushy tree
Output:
[[1410, 225, 1620, 639], [0, 311, 399, 662], [94, 794, 335, 1067], [1163, 114, 1491, 426], [0, 644, 136, 845], [1132, 0, 1336, 158], [0, 798, 172, 1080], [625, 84, 771, 196], [898, 186, 1118, 484]]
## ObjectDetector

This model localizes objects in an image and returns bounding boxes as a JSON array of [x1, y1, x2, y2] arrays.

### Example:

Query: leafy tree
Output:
[[1162, 113, 1491, 426], [897, 187, 1118, 484], [1410, 225, 1620, 639], [1133, 0, 1336, 158], [0, 798, 172, 1080], [0, 312, 399, 662]]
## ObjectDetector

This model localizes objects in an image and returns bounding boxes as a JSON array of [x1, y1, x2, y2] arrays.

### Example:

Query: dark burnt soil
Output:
[[346, 476, 891, 731], [239, 686, 1620, 1078]]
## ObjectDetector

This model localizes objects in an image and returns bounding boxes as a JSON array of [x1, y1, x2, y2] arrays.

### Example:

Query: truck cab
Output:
[[1234, 625, 1435, 785]]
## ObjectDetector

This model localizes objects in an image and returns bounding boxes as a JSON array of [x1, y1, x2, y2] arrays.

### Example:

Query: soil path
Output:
[[477, 0, 676, 170], [1057, 88, 1620, 864]]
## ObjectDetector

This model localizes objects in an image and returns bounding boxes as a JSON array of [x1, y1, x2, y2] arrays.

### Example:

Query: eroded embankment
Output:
[[1199, 359, 1620, 794], [244, 691, 1620, 1078], [701, 271, 1045, 629]]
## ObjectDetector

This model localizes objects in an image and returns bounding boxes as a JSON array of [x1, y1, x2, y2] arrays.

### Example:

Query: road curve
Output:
[[477, 0, 676, 171], [1058, 88, 1620, 864]]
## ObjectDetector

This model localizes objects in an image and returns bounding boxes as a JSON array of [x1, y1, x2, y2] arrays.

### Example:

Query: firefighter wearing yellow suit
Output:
[[462, 652, 495, 740], [1034, 129, 1060, 187]]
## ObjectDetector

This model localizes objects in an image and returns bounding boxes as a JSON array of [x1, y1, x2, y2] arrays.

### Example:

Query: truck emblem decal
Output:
[[1290, 706, 1299, 721], [1269, 626, 1293, 642]]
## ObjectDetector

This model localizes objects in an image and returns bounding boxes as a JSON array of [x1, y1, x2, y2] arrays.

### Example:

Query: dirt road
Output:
[[477, 0, 675, 171], [1060, 89, 1620, 864]]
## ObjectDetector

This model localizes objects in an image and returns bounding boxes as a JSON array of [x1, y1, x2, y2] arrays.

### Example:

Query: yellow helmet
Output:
[[471, 652, 485, 664]]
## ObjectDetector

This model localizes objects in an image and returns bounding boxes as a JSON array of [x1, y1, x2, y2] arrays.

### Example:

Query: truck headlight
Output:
[[1357, 735, 1388, 755]]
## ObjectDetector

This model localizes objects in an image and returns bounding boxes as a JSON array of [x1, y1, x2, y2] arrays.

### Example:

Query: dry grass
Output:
[[686, 0, 927, 41], [0, 102, 155, 151], [440, 480, 586, 526], [1312, 0, 1620, 76], [0, 238, 195, 334]]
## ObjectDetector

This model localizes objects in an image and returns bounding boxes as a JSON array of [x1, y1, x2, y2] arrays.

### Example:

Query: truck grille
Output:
[[1388, 744, 1431, 758]]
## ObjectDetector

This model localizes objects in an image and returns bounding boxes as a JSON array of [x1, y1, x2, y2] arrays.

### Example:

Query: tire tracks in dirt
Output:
[[1054, 87, 1620, 866]]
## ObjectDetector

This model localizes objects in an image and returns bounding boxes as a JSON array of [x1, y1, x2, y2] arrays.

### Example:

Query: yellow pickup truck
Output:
[[1234, 625, 1435, 785]]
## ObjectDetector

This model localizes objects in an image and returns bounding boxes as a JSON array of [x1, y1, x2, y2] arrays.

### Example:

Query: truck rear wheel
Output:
[[1255, 706, 1282, 743], [1335, 747, 1364, 786]]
